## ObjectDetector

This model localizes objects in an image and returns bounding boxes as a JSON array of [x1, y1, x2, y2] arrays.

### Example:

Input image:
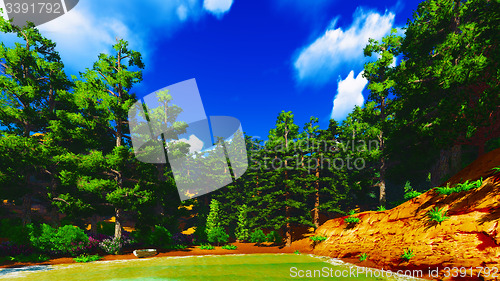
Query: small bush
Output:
[[309, 235, 327, 242], [266, 231, 282, 244], [221, 244, 237, 250], [199, 244, 215, 250], [172, 233, 194, 245], [435, 179, 482, 195], [427, 207, 449, 223], [401, 248, 415, 261], [294, 250, 300, 255], [344, 217, 360, 224], [0, 241, 34, 257], [207, 227, 229, 245], [133, 225, 172, 248], [403, 181, 422, 200], [98, 237, 133, 255], [376, 206, 386, 211], [171, 244, 188, 250], [73, 254, 101, 263], [28, 224, 89, 256], [249, 229, 267, 244], [359, 253, 368, 262]]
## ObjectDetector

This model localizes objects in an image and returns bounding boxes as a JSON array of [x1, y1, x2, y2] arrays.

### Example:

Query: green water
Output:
[[0, 254, 421, 281]]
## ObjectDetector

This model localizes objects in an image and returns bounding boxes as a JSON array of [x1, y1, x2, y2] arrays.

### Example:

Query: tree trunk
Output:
[[90, 214, 99, 235], [114, 208, 122, 240], [21, 194, 31, 226], [313, 158, 320, 228], [432, 148, 450, 186], [450, 144, 462, 175], [378, 131, 386, 207]]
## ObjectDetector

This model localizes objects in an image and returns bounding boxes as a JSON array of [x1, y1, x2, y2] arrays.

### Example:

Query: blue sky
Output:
[[1, 0, 422, 140]]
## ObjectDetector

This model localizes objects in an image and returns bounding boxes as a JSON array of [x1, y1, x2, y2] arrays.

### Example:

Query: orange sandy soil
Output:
[[314, 148, 500, 281]]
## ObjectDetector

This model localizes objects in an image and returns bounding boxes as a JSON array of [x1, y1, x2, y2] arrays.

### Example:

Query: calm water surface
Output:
[[0, 254, 422, 281]]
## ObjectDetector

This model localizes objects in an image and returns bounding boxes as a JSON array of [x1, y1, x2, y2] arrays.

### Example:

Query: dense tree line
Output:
[[0, 0, 498, 249]]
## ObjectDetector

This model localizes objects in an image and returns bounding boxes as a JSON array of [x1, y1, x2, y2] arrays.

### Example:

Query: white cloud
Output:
[[203, 0, 233, 17], [330, 70, 367, 121], [177, 134, 205, 153], [294, 8, 395, 85], [0, 0, 231, 75]]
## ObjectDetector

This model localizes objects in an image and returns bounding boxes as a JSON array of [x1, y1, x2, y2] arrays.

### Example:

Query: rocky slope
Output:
[[313, 148, 500, 280]]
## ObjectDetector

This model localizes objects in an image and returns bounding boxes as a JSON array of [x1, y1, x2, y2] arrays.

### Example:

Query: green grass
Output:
[[401, 249, 415, 261], [427, 207, 449, 223], [358, 253, 368, 262], [309, 235, 327, 242], [376, 205, 386, 211], [73, 254, 102, 263], [221, 244, 237, 250], [199, 244, 215, 250], [435, 178, 482, 195]]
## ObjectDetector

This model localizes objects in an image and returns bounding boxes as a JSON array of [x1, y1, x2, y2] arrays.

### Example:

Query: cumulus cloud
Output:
[[294, 8, 395, 85], [203, 0, 234, 17], [0, 0, 232, 75], [177, 134, 205, 153], [330, 70, 367, 121]]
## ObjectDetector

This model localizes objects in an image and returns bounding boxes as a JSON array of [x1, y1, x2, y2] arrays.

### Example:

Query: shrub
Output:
[[199, 244, 215, 250], [376, 206, 386, 211], [234, 204, 250, 242], [294, 250, 300, 255], [207, 227, 229, 246], [171, 244, 188, 250], [309, 235, 327, 242], [6, 253, 49, 263], [0, 219, 30, 245], [266, 230, 282, 245], [435, 179, 482, 195], [249, 229, 267, 244], [359, 253, 368, 262], [134, 225, 172, 248], [427, 207, 449, 223], [401, 248, 415, 261], [344, 217, 360, 224], [28, 224, 89, 256], [172, 233, 194, 245], [99, 238, 124, 255], [0, 241, 34, 257], [73, 254, 101, 263], [221, 244, 237, 250], [403, 181, 422, 200]]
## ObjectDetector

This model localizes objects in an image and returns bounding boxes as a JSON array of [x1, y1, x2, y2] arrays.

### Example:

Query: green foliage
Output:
[[1, 254, 49, 263], [427, 207, 449, 223], [199, 244, 215, 250], [294, 250, 300, 255], [344, 217, 360, 224], [0, 219, 30, 245], [207, 227, 229, 245], [205, 199, 222, 236], [435, 179, 482, 195], [73, 254, 101, 263], [266, 230, 282, 245], [27, 224, 89, 256], [403, 181, 422, 200], [359, 253, 369, 262], [309, 235, 327, 242], [376, 205, 386, 211], [401, 249, 415, 261], [135, 225, 172, 248], [249, 229, 267, 244], [344, 210, 360, 225], [234, 204, 250, 242], [221, 244, 237, 250]]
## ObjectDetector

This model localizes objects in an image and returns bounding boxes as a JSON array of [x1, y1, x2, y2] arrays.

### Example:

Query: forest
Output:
[[0, 0, 498, 261]]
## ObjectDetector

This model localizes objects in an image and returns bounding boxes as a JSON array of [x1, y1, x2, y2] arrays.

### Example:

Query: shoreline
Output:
[[0, 240, 436, 280]]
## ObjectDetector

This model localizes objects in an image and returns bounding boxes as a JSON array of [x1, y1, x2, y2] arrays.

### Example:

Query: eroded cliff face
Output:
[[313, 148, 500, 280]]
